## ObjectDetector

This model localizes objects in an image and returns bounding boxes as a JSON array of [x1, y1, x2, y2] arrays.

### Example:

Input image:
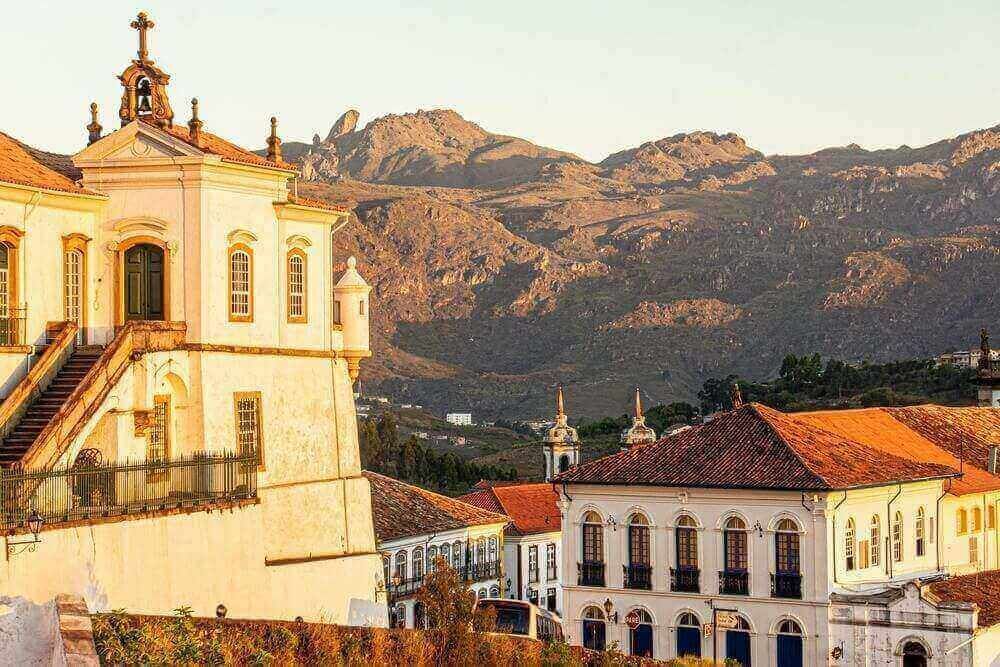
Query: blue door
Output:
[[630, 624, 654, 658], [583, 620, 605, 651], [777, 634, 802, 667], [726, 630, 751, 666], [676, 627, 701, 657]]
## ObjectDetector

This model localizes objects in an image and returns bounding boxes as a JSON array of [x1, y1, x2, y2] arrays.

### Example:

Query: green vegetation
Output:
[[697, 353, 976, 413], [360, 414, 517, 495]]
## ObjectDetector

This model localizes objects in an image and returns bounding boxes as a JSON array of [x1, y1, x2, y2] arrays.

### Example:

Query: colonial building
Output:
[[555, 399, 1000, 666], [460, 481, 564, 615], [364, 472, 507, 628], [0, 13, 384, 624]]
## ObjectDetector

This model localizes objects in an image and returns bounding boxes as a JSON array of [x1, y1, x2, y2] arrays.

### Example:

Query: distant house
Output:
[[364, 472, 507, 629], [452, 436, 467, 446], [413, 432, 429, 440], [446, 412, 473, 426], [460, 482, 564, 616]]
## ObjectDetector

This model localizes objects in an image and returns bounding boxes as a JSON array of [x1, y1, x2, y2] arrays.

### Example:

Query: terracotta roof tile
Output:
[[286, 193, 350, 213], [364, 471, 507, 543], [459, 483, 561, 536], [149, 120, 297, 172], [555, 403, 958, 491], [928, 569, 1000, 627], [796, 407, 1000, 496], [0, 132, 93, 195]]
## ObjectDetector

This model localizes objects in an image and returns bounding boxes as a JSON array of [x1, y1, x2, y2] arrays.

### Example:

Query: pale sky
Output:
[[4, 0, 998, 162]]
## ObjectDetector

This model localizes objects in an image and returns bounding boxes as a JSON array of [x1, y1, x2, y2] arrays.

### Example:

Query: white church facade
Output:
[[0, 13, 385, 625]]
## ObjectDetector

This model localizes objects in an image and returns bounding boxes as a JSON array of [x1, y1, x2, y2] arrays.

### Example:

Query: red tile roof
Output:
[[0, 131, 94, 195], [148, 120, 298, 172], [459, 483, 561, 536], [796, 406, 1000, 496], [364, 471, 508, 543], [286, 193, 350, 213], [928, 569, 1000, 627], [555, 403, 959, 491]]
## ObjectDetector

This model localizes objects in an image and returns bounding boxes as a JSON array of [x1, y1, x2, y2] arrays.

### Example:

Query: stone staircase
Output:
[[0, 346, 103, 467]]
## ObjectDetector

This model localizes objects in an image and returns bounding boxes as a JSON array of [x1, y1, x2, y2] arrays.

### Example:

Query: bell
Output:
[[137, 94, 152, 114]]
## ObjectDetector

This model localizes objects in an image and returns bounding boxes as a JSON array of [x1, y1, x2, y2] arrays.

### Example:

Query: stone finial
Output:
[[634, 386, 643, 419], [266, 116, 283, 163], [556, 385, 565, 417], [87, 102, 103, 145], [730, 382, 744, 410], [188, 98, 203, 147]]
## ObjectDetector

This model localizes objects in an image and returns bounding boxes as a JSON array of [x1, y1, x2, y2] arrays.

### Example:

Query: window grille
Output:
[[234, 392, 262, 465], [229, 248, 252, 320]]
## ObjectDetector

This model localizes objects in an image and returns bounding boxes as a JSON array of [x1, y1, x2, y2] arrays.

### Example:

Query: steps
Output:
[[0, 348, 103, 467]]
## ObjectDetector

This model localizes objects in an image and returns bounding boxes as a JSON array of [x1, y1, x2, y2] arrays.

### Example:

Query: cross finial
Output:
[[131, 11, 155, 62]]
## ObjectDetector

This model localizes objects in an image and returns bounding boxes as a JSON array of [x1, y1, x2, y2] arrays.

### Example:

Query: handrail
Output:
[[20, 321, 187, 471], [0, 321, 77, 441]]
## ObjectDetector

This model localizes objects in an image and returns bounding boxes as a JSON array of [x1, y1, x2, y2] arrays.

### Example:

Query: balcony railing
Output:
[[546, 565, 558, 581], [771, 572, 802, 599], [387, 561, 501, 602], [578, 561, 605, 587], [719, 569, 749, 595], [0, 309, 26, 347], [670, 567, 700, 593], [1, 450, 258, 532], [624, 563, 652, 590]]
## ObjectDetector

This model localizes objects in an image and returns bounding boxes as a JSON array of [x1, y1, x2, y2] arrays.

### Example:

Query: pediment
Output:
[[73, 121, 202, 164]]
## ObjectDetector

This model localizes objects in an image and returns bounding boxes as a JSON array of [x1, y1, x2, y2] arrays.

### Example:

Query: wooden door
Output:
[[124, 244, 165, 321]]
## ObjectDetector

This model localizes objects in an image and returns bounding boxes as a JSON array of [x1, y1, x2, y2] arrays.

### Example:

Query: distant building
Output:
[[446, 412, 473, 426], [461, 483, 564, 616], [541, 386, 581, 481], [413, 432, 429, 440], [452, 436, 467, 446], [619, 387, 657, 450], [364, 472, 507, 629]]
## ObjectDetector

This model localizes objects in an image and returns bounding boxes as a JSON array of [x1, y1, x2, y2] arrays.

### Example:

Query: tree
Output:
[[417, 557, 496, 663]]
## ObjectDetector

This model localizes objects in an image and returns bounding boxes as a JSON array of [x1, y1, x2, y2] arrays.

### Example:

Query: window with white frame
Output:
[[845, 518, 856, 571], [546, 543, 557, 580], [869, 515, 881, 568], [891, 511, 903, 563], [234, 392, 263, 466], [915, 507, 926, 557], [228, 245, 252, 321], [287, 250, 306, 322], [412, 547, 424, 579], [528, 545, 539, 583]]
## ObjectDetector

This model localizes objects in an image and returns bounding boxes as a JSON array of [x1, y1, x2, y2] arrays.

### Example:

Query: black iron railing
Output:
[[463, 560, 501, 583], [719, 569, 749, 595], [387, 561, 501, 602], [0, 309, 26, 347], [670, 567, 700, 593], [624, 563, 652, 590], [578, 561, 605, 587], [1, 450, 257, 532], [771, 572, 802, 599]]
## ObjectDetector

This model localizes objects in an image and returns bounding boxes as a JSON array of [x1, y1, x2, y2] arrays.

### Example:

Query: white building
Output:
[[555, 400, 1000, 666], [461, 482, 564, 615], [0, 12, 382, 624], [446, 412, 473, 426], [364, 472, 507, 628]]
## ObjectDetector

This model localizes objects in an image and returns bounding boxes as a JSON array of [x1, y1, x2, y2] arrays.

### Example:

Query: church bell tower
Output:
[[117, 12, 174, 128], [620, 386, 657, 450], [542, 386, 580, 481]]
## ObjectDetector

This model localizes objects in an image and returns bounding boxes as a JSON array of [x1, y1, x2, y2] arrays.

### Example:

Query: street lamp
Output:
[[7, 509, 43, 557], [603, 598, 618, 623], [216, 604, 227, 619]]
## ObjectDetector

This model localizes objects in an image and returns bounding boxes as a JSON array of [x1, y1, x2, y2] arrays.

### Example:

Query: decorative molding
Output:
[[111, 216, 170, 238], [285, 234, 313, 249], [226, 229, 259, 246]]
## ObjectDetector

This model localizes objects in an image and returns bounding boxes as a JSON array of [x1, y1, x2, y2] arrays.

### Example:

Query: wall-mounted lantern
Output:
[[6, 509, 43, 557]]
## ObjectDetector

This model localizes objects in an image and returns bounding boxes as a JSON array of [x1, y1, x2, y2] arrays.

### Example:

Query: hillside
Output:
[[279, 110, 993, 418]]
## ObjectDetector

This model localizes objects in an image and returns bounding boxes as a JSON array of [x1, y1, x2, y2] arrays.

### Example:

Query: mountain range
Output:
[[277, 109, 999, 419]]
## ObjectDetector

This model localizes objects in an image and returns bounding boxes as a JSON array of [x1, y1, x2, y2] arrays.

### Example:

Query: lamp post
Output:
[[7, 509, 43, 557]]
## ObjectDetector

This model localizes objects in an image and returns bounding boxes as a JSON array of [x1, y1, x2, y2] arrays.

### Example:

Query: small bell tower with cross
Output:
[[117, 12, 174, 128]]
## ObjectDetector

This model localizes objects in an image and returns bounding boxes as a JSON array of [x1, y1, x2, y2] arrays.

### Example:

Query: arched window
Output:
[[915, 507, 926, 557], [902, 640, 928, 666], [722, 516, 749, 594], [845, 518, 856, 571], [870, 515, 881, 567], [382, 556, 390, 586], [725, 615, 752, 666], [626, 513, 651, 589], [440, 543, 451, 569], [558, 454, 570, 473], [391, 604, 406, 628], [427, 545, 438, 572], [476, 537, 486, 564], [489, 584, 499, 597], [775, 518, 801, 574], [0, 230, 22, 346], [957, 508, 968, 535], [627, 608, 654, 658], [581, 511, 605, 586], [452, 540, 463, 569], [394, 551, 407, 581], [286, 249, 307, 323], [228, 244, 253, 322], [63, 234, 88, 344], [676, 612, 701, 658], [412, 547, 425, 580], [891, 511, 904, 563], [477, 588, 487, 599], [582, 606, 606, 651], [488, 536, 498, 563], [676, 515, 698, 570], [972, 507, 983, 532]]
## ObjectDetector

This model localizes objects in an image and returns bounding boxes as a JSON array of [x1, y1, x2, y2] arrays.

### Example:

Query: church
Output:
[[0, 13, 385, 625]]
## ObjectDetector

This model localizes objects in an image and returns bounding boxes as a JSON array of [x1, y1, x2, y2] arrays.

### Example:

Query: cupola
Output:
[[620, 386, 657, 450], [334, 256, 372, 383], [117, 12, 174, 128]]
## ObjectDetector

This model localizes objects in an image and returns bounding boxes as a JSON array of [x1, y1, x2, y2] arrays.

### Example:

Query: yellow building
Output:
[[0, 13, 385, 625]]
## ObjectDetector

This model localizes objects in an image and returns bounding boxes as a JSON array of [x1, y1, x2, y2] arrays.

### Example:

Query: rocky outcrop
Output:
[[603, 299, 745, 330], [325, 109, 359, 142]]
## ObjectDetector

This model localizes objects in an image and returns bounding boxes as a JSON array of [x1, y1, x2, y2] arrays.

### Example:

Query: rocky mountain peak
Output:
[[324, 109, 360, 143]]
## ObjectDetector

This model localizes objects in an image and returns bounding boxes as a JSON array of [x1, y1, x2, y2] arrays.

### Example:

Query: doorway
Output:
[[123, 243, 164, 321], [726, 628, 751, 666], [901, 641, 928, 667]]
